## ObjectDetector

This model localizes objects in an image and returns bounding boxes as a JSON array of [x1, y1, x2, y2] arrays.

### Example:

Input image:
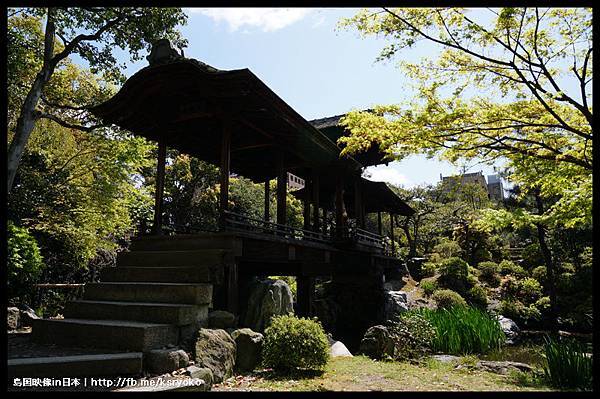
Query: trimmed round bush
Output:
[[421, 262, 438, 278], [531, 265, 547, 285], [420, 278, 438, 297], [390, 312, 436, 360], [499, 260, 527, 277], [518, 277, 543, 302], [467, 285, 488, 309], [477, 261, 500, 286], [8, 222, 45, 301], [432, 289, 467, 310], [262, 315, 329, 372], [432, 240, 462, 258], [438, 257, 470, 292]]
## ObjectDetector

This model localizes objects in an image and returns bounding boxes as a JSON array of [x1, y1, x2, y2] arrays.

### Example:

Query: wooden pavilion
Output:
[[89, 39, 414, 346]]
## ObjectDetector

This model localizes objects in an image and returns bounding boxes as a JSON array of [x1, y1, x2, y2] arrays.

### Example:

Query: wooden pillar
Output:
[[303, 179, 311, 230], [377, 211, 383, 236], [335, 174, 347, 239], [354, 179, 362, 229], [219, 120, 231, 226], [264, 180, 270, 222], [297, 275, 314, 317], [312, 171, 320, 232], [276, 152, 287, 226], [152, 138, 167, 235], [226, 262, 238, 314], [323, 209, 328, 236], [389, 213, 395, 256]]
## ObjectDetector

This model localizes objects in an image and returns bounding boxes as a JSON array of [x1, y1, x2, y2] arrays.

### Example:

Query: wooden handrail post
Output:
[[264, 179, 270, 222], [312, 170, 320, 232], [276, 152, 287, 226], [389, 213, 395, 256], [219, 119, 232, 228], [152, 138, 167, 235]]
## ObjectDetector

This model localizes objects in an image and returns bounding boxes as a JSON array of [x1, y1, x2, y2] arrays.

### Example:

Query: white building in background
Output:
[[486, 174, 505, 202], [287, 172, 305, 190], [439, 171, 505, 202]]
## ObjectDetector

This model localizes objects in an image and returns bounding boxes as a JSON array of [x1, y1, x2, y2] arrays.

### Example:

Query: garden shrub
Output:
[[390, 312, 436, 360], [418, 307, 505, 355], [521, 243, 544, 269], [467, 285, 488, 309], [556, 272, 575, 294], [432, 239, 462, 259], [432, 289, 467, 310], [438, 257, 470, 292], [518, 277, 543, 302], [531, 265, 547, 285], [8, 222, 45, 302], [477, 261, 500, 286], [499, 300, 542, 326], [499, 260, 527, 277], [421, 262, 438, 278], [262, 315, 329, 373], [543, 337, 592, 390], [420, 278, 438, 296]]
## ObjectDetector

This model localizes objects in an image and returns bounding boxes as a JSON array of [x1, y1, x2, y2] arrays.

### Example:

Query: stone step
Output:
[[117, 249, 230, 268], [130, 234, 240, 253], [8, 352, 143, 378], [32, 319, 178, 351], [83, 282, 212, 305], [64, 300, 208, 326], [101, 266, 212, 283]]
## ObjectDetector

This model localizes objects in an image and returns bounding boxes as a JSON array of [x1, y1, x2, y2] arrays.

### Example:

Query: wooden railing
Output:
[[222, 210, 331, 244]]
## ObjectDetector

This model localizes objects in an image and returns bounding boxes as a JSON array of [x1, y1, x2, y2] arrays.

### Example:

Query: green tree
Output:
[[7, 7, 188, 192]]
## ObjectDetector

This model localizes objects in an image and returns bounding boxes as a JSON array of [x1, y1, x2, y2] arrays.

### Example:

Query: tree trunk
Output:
[[534, 190, 558, 332], [7, 8, 56, 193]]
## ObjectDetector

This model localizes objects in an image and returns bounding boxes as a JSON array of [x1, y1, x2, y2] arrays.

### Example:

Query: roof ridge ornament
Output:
[[147, 39, 183, 66]]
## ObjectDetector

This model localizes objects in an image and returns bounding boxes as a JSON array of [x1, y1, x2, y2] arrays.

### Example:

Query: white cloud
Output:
[[363, 165, 412, 187], [188, 8, 314, 32]]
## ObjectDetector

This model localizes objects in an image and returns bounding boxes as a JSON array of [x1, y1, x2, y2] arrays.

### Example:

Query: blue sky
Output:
[[115, 8, 505, 188]]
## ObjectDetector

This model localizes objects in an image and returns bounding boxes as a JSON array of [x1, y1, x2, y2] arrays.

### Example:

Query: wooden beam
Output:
[[276, 152, 287, 225], [231, 143, 272, 152], [377, 211, 383, 236], [264, 180, 270, 222], [219, 119, 232, 225], [312, 171, 320, 232], [296, 276, 314, 317], [152, 138, 167, 235]]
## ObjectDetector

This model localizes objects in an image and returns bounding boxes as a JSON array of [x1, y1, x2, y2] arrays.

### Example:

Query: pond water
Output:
[[481, 344, 546, 367]]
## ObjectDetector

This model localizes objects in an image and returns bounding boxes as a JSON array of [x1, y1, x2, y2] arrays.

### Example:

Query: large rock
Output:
[[8, 307, 20, 330], [145, 348, 189, 374], [231, 328, 263, 372], [498, 315, 520, 344], [359, 325, 396, 360], [208, 311, 236, 330], [476, 360, 534, 375], [18, 304, 39, 327], [193, 328, 236, 383], [383, 290, 408, 322], [185, 366, 213, 386], [330, 340, 353, 357], [242, 279, 294, 332]]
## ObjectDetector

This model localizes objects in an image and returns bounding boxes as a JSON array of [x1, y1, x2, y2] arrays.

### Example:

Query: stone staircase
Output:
[[9, 235, 236, 379]]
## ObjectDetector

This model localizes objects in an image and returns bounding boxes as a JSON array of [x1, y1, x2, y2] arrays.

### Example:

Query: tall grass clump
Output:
[[543, 337, 592, 390], [418, 307, 505, 355]]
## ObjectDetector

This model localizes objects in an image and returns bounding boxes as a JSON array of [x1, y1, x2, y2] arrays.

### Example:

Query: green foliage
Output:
[[420, 262, 438, 278], [420, 278, 438, 297], [389, 312, 436, 360], [543, 337, 592, 390], [7, 222, 45, 302], [521, 243, 545, 269], [498, 260, 527, 277], [431, 289, 467, 310], [417, 307, 505, 355], [262, 315, 330, 373], [477, 261, 500, 287], [531, 266, 547, 285], [432, 239, 462, 259], [518, 278, 543, 302], [467, 285, 488, 309], [438, 257, 470, 293], [498, 300, 542, 326]]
